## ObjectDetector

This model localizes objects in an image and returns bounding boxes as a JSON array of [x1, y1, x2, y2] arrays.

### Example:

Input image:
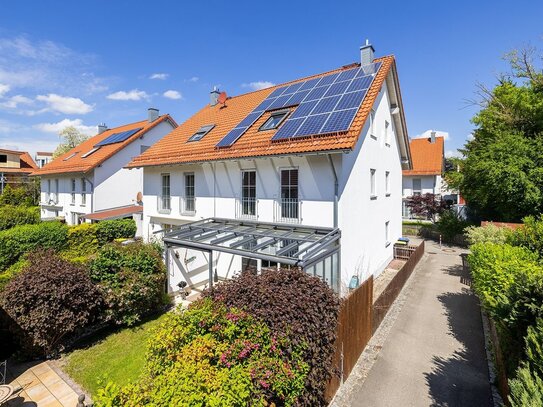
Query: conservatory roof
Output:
[[162, 218, 340, 267]]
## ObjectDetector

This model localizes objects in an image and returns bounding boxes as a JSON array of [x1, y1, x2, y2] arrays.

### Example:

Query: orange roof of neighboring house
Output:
[[82, 205, 143, 221], [403, 136, 444, 176], [127, 56, 400, 168], [32, 115, 177, 176], [0, 150, 37, 174]]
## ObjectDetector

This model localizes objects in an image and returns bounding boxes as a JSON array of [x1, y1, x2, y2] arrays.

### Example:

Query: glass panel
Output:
[[280, 169, 298, 219], [185, 173, 195, 212], [161, 174, 171, 210]]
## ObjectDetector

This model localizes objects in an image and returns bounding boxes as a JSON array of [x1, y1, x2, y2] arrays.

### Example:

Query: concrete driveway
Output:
[[333, 241, 492, 407]]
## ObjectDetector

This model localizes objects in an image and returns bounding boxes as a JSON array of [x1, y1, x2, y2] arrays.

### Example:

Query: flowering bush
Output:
[[95, 299, 308, 406]]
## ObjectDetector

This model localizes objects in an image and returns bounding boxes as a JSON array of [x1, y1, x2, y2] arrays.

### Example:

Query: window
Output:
[[81, 178, 86, 206], [45, 179, 51, 202], [385, 171, 390, 196], [71, 212, 83, 225], [188, 125, 215, 142], [412, 178, 422, 196], [160, 173, 171, 212], [385, 221, 390, 246], [370, 109, 376, 139], [241, 170, 256, 216], [385, 120, 391, 146], [71, 178, 76, 205], [260, 110, 289, 131], [261, 259, 278, 270], [242, 257, 258, 272], [81, 147, 99, 158], [184, 173, 195, 213], [54, 179, 59, 203], [0, 155, 6, 163], [370, 169, 376, 198], [63, 152, 77, 161], [280, 169, 299, 219]]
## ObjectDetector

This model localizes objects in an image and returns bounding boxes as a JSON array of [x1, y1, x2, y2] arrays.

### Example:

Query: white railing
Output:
[[274, 198, 302, 224], [235, 197, 258, 220], [157, 195, 171, 213], [179, 196, 196, 216]]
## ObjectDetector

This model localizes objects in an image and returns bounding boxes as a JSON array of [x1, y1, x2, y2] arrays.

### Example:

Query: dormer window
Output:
[[63, 152, 77, 161], [259, 110, 289, 131], [0, 155, 6, 163], [188, 125, 215, 142]]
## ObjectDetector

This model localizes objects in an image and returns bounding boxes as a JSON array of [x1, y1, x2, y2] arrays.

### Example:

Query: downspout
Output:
[[212, 162, 216, 218], [327, 154, 338, 228]]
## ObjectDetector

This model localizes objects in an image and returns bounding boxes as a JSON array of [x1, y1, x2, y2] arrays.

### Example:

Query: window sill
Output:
[[80, 204, 86, 207], [69, 203, 75, 206], [181, 211, 196, 216], [385, 241, 391, 248], [370, 135, 377, 140], [370, 195, 378, 200], [158, 209, 171, 215]]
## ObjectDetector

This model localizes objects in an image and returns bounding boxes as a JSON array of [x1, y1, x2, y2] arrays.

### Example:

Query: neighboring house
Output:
[[127, 43, 412, 296], [32, 109, 177, 228], [402, 133, 445, 219], [35, 151, 53, 168], [0, 149, 37, 193]]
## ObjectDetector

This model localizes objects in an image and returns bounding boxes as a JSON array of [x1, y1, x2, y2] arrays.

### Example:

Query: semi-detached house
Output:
[[33, 109, 177, 229], [127, 43, 412, 296]]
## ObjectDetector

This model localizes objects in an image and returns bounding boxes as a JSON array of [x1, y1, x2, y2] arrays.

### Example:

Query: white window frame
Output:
[[412, 178, 422, 196], [385, 221, 390, 247], [385, 171, 391, 196], [45, 179, 51, 203], [279, 167, 300, 221], [81, 178, 86, 206], [182, 172, 195, 215], [70, 178, 76, 205], [240, 169, 257, 218], [370, 169, 376, 199], [385, 120, 391, 146], [54, 179, 59, 204], [159, 173, 171, 213], [370, 109, 376, 139]]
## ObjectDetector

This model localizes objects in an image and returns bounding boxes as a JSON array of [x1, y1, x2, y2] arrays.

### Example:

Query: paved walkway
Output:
[[6, 361, 79, 406], [334, 241, 492, 406]]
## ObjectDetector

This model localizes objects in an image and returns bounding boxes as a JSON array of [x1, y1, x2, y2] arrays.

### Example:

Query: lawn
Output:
[[62, 312, 168, 397]]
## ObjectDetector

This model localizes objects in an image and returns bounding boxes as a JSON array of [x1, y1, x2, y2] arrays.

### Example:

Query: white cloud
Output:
[[186, 76, 199, 83], [445, 149, 463, 158], [467, 133, 474, 141], [413, 129, 450, 141], [242, 81, 275, 91], [34, 118, 96, 135], [150, 73, 168, 80], [107, 89, 150, 101], [0, 94, 33, 109], [0, 83, 9, 97], [163, 90, 182, 100], [36, 93, 93, 114]]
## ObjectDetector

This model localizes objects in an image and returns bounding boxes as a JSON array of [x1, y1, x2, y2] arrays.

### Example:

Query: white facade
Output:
[[142, 82, 406, 296], [39, 120, 175, 225]]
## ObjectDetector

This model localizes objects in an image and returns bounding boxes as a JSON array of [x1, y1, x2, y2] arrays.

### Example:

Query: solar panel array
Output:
[[215, 62, 381, 148], [95, 128, 143, 147]]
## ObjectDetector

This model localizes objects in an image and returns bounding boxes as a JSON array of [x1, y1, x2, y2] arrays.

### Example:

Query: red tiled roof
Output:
[[127, 56, 397, 168], [32, 115, 177, 176], [0, 150, 37, 173], [403, 136, 444, 176], [82, 205, 143, 221]]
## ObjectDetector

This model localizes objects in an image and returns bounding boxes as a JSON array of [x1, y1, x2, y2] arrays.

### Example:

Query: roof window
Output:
[[63, 152, 78, 161], [188, 125, 215, 142], [259, 110, 289, 131], [81, 147, 100, 158]]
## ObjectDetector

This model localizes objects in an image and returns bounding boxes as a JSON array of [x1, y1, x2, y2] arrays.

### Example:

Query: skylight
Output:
[[81, 147, 100, 158], [63, 152, 78, 161], [188, 125, 215, 142], [259, 110, 289, 131]]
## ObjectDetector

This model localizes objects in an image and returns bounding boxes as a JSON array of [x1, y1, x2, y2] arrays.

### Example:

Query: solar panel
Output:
[[267, 86, 288, 99], [312, 95, 341, 115], [267, 94, 293, 110], [290, 100, 318, 119], [96, 128, 142, 146], [305, 85, 331, 101], [298, 77, 322, 91], [216, 127, 246, 148], [284, 90, 309, 106], [321, 108, 358, 133], [324, 81, 351, 97], [283, 81, 305, 95], [295, 113, 330, 137], [336, 90, 367, 111], [272, 118, 305, 140]]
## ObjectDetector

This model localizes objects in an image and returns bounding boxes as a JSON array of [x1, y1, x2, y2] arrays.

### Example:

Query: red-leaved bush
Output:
[[203, 268, 340, 406], [0, 249, 103, 356]]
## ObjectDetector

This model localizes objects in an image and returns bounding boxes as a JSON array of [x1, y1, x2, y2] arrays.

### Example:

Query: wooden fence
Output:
[[393, 244, 418, 260]]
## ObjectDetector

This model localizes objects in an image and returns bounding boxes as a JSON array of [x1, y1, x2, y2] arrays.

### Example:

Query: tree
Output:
[[405, 193, 447, 223], [459, 45, 543, 222], [53, 126, 90, 158]]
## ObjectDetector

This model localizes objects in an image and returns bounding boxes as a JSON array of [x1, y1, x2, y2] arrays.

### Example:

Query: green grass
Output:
[[63, 312, 168, 397]]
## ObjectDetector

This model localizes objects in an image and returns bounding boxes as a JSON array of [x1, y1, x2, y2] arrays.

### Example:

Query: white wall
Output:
[[402, 174, 440, 197], [338, 81, 403, 294], [39, 174, 92, 223]]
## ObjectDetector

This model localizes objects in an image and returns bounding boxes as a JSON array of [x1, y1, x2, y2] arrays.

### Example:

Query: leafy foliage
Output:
[[203, 268, 340, 406], [90, 243, 166, 326], [0, 221, 68, 271], [53, 126, 90, 159], [95, 219, 137, 246], [404, 193, 447, 222], [0, 250, 103, 356], [0, 206, 40, 231], [435, 209, 470, 242], [525, 319, 543, 377], [65, 223, 99, 258], [464, 224, 512, 246], [509, 364, 543, 407], [509, 215, 543, 258], [95, 299, 308, 406], [0, 184, 39, 207]]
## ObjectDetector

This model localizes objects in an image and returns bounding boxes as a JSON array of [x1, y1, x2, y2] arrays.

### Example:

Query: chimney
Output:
[[98, 123, 108, 134], [360, 39, 375, 66], [430, 130, 436, 143], [210, 86, 220, 107], [148, 108, 159, 123]]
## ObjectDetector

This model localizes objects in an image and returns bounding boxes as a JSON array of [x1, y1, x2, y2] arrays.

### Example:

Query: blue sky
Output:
[[0, 0, 542, 157]]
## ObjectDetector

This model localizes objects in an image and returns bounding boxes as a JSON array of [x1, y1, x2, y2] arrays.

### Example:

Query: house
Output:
[[32, 109, 177, 228], [35, 152, 53, 168], [0, 149, 37, 193], [127, 43, 412, 296]]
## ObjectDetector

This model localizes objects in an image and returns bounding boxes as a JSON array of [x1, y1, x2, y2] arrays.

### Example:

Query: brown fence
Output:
[[373, 241, 425, 333], [325, 276, 373, 401], [393, 244, 418, 260]]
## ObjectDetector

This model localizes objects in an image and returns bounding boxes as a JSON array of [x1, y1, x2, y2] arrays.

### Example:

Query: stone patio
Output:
[[5, 361, 80, 407]]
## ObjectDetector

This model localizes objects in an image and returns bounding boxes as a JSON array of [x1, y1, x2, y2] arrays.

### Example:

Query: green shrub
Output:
[[65, 223, 99, 258], [436, 209, 470, 242], [203, 268, 340, 407], [95, 299, 308, 407], [0, 206, 40, 231], [464, 224, 512, 246], [95, 219, 137, 246], [509, 365, 543, 407], [509, 215, 543, 258], [90, 243, 165, 326], [0, 249, 103, 357], [0, 184, 38, 207], [525, 319, 543, 376], [0, 221, 68, 271]]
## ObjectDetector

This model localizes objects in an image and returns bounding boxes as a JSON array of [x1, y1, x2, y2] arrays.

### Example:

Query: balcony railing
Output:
[[235, 197, 258, 220], [158, 195, 171, 213], [180, 196, 196, 216], [274, 198, 302, 224]]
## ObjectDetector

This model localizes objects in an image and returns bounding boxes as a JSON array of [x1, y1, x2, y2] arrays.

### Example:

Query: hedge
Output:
[[0, 206, 40, 231], [0, 222, 68, 271], [95, 219, 137, 245]]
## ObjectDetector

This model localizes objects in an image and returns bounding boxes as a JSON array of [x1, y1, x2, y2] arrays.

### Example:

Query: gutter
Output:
[[327, 154, 339, 228]]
